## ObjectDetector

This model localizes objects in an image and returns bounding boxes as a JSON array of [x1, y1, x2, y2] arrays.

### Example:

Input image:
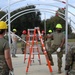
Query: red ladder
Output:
[[26, 28, 41, 73], [36, 27, 53, 74], [26, 27, 53, 75]]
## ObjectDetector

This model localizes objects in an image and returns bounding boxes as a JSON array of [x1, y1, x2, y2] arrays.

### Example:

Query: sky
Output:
[[0, 0, 75, 32]]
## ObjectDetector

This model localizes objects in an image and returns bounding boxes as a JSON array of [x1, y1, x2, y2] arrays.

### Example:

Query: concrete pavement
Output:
[[11, 54, 65, 75]]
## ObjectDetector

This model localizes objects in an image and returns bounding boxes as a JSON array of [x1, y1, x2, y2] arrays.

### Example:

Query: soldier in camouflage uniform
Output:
[[65, 46, 75, 75], [0, 21, 13, 75], [21, 30, 27, 54], [11, 29, 18, 57], [46, 30, 52, 60], [47, 24, 65, 73]]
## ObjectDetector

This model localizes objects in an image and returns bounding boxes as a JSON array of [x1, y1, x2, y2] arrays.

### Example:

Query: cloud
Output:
[[60, 0, 66, 1]]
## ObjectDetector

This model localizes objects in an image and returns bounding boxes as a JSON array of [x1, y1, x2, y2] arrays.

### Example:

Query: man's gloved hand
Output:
[[57, 47, 61, 52], [9, 70, 14, 75], [19, 38, 21, 41]]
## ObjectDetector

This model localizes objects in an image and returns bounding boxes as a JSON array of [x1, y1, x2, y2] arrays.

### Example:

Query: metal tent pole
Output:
[[65, 0, 68, 55], [8, 0, 11, 48]]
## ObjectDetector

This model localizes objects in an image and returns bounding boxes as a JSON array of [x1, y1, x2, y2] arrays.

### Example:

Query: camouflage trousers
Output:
[[0, 56, 9, 75], [68, 70, 75, 75], [47, 44, 63, 68], [0, 69, 9, 75], [12, 42, 17, 56], [21, 43, 26, 53]]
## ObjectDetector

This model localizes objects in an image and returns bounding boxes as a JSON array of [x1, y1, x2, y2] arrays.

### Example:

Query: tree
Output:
[[0, 11, 6, 21], [45, 8, 72, 34], [10, 5, 41, 35]]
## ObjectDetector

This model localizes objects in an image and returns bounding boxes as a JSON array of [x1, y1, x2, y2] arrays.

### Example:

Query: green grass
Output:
[[68, 39, 75, 42], [17, 39, 75, 48]]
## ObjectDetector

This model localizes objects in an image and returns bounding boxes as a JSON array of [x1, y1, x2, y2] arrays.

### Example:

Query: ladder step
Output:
[[32, 52, 39, 55], [29, 35, 35, 37], [28, 29, 34, 31], [29, 41, 37, 42], [33, 47, 38, 48], [29, 46, 38, 48]]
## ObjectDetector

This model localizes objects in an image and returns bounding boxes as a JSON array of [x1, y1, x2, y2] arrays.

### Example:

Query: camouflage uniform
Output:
[[11, 33, 18, 57], [0, 38, 10, 75], [46, 34, 51, 50], [21, 34, 26, 54], [48, 31, 65, 71], [46, 34, 52, 58], [65, 47, 75, 75]]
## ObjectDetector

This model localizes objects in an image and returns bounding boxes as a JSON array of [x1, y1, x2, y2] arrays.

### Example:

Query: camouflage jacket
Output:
[[66, 47, 75, 70]]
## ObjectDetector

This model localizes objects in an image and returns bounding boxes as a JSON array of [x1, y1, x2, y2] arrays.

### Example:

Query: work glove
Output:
[[57, 47, 61, 52], [19, 38, 21, 41], [9, 70, 14, 75]]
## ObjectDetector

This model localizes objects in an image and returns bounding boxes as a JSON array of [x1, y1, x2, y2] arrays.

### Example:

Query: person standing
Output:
[[0, 21, 14, 75], [21, 30, 27, 54], [11, 28, 18, 57], [46, 29, 52, 51], [47, 24, 65, 73], [46, 29, 53, 61], [65, 46, 75, 75]]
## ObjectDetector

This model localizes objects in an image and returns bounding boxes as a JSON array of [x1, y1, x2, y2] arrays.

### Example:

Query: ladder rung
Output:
[[32, 52, 39, 55], [33, 47, 38, 48], [29, 41, 37, 42], [29, 35, 34, 37], [28, 29, 34, 31], [29, 35, 37, 38], [35, 27, 39, 29]]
